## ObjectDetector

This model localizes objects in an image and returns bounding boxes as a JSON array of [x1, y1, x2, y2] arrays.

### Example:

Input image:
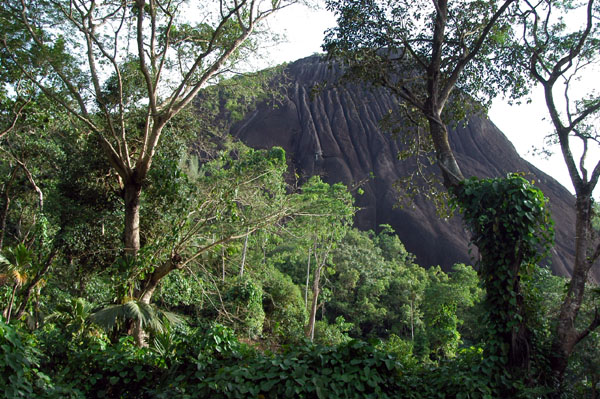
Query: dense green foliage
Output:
[[1, 1, 599, 398], [451, 174, 556, 393], [0, 66, 597, 399]]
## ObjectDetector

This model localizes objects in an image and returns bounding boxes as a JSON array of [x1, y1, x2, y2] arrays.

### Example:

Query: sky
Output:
[[261, 2, 578, 193]]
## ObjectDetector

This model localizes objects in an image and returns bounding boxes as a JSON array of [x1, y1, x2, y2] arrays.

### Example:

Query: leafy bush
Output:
[[223, 276, 265, 338], [421, 346, 494, 399], [0, 318, 35, 398], [42, 335, 164, 399], [261, 267, 307, 343], [378, 334, 418, 367], [154, 269, 204, 310], [193, 339, 416, 399], [17, 318, 555, 398], [313, 316, 354, 346]]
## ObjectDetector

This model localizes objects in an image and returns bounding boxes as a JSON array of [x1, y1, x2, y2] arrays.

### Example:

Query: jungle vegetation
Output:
[[1, 0, 599, 398]]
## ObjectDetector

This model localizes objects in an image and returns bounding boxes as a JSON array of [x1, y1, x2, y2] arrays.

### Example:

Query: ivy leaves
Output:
[[451, 174, 554, 273], [451, 174, 555, 385]]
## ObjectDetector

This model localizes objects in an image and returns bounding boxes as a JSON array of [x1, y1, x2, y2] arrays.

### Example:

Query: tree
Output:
[[0, 0, 298, 263], [324, 0, 541, 374], [512, 0, 600, 387], [137, 144, 290, 302], [288, 177, 355, 341], [327, 228, 394, 339], [0, 0, 301, 342], [324, 0, 520, 189], [420, 264, 481, 360]]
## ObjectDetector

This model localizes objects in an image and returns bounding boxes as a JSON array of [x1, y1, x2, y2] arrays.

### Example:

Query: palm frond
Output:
[[11, 244, 32, 268], [90, 300, 185, 334], [0, 270, 26, 286], [3, 244, 33, 268], [157, 308, 185, 327], [124, 301, 163, 332], [90, 303, 130, 331]]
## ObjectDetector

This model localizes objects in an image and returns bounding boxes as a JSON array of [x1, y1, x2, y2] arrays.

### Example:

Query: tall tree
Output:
[[513, 0, 600, 387], [325, 0, 600, 390], [289, 177, 354, 341], [324, 0, 520, 189], [0, 0, 298, 258], [324, 0, 539, 374]]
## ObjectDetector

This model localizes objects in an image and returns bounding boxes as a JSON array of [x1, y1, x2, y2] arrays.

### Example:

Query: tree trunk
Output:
[[132, 319, 147, 347], [134, 256, 181, 346], [410, 298, 414, 341], [427, 116, 464, 188], [550, 194, 595, 385], [240, 229, 249, 277], [306, 263, 322, 341], [5, 283, 18, 322], [221, 246, 226, 282], [123, 181, 142, 256], [0, 168, 16, 251], [305, 247, 311, 309]]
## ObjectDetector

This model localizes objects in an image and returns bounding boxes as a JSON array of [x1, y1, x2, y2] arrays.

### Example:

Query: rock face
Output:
[[233, 55, 588, 278]]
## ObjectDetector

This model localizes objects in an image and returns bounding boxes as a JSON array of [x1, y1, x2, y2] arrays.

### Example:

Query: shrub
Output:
[[313, 316, 353, 346], [261, 267, 307, 343], [223, 276, 265, 339], [0, 318, 35, 398]]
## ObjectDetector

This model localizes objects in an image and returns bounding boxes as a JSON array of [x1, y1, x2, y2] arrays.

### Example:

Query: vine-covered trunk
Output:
[[480, 251, 530, 371], [507, 259, 530, 370], [452, 175, 553, 393]]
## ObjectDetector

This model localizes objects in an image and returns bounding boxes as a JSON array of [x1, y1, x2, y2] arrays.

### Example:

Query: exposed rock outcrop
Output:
[[232, 55, 588, 279]]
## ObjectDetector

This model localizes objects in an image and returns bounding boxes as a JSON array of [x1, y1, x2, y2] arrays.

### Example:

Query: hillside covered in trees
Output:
[[1, 0, 599, 398], [232, 55, 580, 277]]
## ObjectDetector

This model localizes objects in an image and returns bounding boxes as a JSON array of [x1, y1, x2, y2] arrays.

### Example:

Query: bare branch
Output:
[[10, 157, 43, 210], [574, 307, 600, 346], [18, 0, 92, 119], [0, 98, 31, 141]]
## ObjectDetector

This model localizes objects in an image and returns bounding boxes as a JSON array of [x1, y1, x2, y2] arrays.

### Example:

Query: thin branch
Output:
[[580, 137, 589, 183], [439, 0, 517, 109], [574, 307, 600, 346], [18, 0, 91, 120], [14, 159, 43, 210], [551, 0, 595, 77], [0, 98, 31, 141]]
